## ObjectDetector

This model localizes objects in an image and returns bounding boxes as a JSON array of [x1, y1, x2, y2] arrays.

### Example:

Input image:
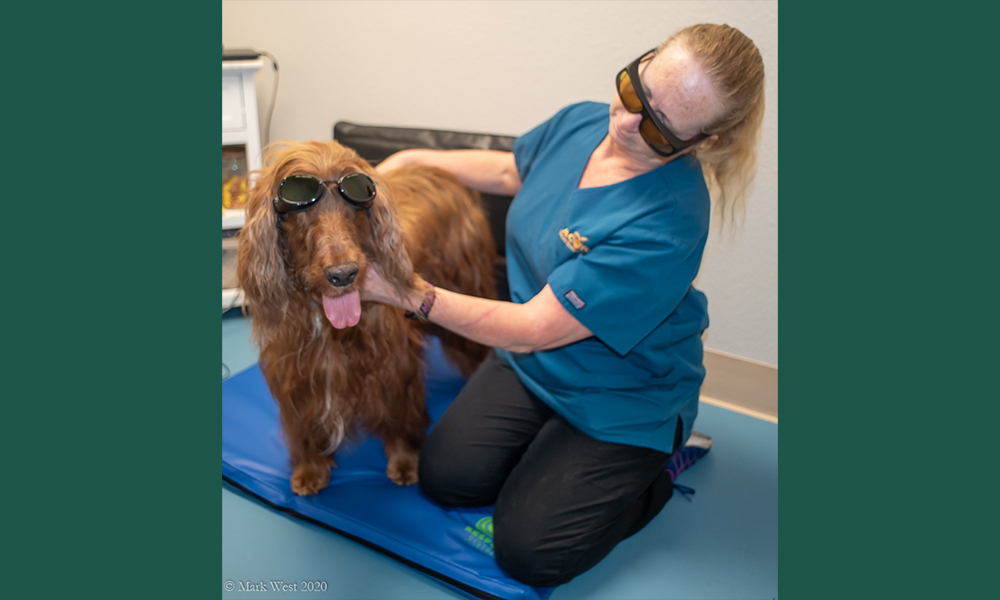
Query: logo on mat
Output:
[[564, 289, 586, 310], [559, 228, 590, 254], [461, 516, 495, 557]]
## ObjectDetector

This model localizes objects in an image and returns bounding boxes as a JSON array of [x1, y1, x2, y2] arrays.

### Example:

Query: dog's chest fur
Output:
[[261, 300, 421, 441]]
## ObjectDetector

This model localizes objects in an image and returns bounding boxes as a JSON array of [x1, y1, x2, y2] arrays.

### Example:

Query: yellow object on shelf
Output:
[[223, 176, 248, 210]]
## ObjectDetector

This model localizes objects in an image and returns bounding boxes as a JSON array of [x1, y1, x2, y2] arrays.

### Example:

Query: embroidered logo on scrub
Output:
[[462, 516, 495, 557], [564, 289, 586, 310], [559, 228, 590, 253]]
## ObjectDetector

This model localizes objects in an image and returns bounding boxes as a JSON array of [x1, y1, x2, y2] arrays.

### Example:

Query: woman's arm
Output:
[[362, 270, 592, 354], [371, 149, 577, 351], [377, 149, 522, 197]]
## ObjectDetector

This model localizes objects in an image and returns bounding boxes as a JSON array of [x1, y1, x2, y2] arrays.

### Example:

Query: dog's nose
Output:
[[324, 262, 359, 287]]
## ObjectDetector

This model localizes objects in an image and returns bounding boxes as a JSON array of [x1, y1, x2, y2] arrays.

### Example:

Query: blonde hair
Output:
[[658, 24, 765, 230]]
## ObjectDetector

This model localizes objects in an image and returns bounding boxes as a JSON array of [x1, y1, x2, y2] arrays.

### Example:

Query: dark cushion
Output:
[[334, 122, 517, 301]]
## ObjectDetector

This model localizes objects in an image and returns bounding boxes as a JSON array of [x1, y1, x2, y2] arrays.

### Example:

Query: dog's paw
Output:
[[291, 462, 331, 496], [386, 453, 419, 486]]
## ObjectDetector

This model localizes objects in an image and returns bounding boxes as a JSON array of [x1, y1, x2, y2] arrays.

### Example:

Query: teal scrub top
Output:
[[494, 102, 711, 453]]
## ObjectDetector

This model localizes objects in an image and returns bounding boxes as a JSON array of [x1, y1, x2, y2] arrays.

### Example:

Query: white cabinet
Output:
[[222, 58, 264, 309], [222, 58, 263, 229]]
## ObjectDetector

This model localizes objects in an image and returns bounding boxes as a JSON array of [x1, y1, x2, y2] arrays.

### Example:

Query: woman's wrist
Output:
[[403, 278, 436, 322]]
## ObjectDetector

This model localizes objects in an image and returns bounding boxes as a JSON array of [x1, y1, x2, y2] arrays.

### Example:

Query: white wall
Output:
[[222, 0, 778, 366]]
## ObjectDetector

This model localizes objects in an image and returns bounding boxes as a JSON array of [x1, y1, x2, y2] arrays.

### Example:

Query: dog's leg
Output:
[[290, 453, 334, 496], [384, 436, 421, 486], [289, 424, 337, 496], [380, 332, 430, 486], [382, 390, 427, 485], [291, 407, 343, 495], [269, 377, 338, 496]]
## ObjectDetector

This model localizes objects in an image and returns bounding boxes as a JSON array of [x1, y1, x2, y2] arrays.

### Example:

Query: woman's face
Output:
[[609, 43, 723, 161]]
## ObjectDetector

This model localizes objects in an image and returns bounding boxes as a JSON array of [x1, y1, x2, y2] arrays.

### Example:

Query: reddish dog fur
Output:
[[237, 141, 496, 496]]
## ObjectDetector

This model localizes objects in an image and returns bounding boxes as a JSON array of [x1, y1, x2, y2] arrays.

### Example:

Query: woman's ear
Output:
[[236, 170, 291, 326], [679, 133, 720, 160]]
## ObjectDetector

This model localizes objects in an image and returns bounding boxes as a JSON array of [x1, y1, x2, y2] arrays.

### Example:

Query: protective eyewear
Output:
[[272, 173, 376, 216], [616, 50, 706, 157]]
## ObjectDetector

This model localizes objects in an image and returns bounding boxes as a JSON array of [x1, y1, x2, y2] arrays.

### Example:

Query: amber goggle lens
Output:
[[616, 71, 674, 154], [640, 119, 673, 153], [616, 71, 644, 112]]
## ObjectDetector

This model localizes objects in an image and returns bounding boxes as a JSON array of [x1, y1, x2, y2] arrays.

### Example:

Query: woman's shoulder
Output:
[[602, 157, 710, 243], [564, 100, 609, 113], [516, 102, 609, 168], [534, 101, 608, 131], [655, 155, 709, 196], [648, 159, 712, 241], [559, 101, 609, 123]]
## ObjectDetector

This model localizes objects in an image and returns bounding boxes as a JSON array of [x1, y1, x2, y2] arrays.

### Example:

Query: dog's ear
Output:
[[236, 167, 290, 326], [365, 177, 416, 297]]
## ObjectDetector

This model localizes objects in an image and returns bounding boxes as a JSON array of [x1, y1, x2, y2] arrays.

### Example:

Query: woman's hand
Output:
[[360, 263, 429, 315], [375, 151, 414, 174], [360, 263, 404, 307]]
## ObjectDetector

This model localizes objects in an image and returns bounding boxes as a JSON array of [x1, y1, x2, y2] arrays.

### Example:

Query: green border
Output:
[[10, 2, 992, 599], [7, 2, 219, 598], [780, 4, 994, 600]]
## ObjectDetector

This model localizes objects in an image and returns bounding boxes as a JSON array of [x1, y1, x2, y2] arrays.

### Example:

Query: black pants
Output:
[[419, 351, 678, 587]]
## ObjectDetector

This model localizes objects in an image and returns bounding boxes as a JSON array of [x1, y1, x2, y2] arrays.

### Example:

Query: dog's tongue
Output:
[[322, 290, 361, 329]]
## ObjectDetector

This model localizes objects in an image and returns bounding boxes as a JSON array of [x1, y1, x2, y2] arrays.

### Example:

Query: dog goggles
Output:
[[272, 173, 376, 216], [616, 49, 706, 157]]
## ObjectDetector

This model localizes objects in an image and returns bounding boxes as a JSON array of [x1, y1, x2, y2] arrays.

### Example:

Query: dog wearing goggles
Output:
[[238, 140, 496, 496]]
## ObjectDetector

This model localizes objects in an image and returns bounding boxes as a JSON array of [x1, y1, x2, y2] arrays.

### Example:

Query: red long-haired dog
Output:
[[237, 141, 496, 496]]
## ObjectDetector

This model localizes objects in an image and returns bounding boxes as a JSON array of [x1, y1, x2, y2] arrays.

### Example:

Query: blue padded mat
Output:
[[224, 314, 777, 599], [222, 336, 553, 600]]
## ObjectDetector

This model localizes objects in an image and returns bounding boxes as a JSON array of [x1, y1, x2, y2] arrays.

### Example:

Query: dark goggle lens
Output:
[[339, 173, 376, 206], [274, 173, 376, 216], [280, 175, 323, 204]]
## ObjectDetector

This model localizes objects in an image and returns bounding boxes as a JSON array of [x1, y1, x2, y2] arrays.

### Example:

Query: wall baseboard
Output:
[[700, 348, 777, 422]]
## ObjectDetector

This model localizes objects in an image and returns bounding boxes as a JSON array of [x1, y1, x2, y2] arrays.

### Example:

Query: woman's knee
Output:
[[417, 429, 501, 506], [492, 510, 579, 587]]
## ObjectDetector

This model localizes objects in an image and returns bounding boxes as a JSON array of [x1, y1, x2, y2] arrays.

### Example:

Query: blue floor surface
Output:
[[222, 312, 777, 599]]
